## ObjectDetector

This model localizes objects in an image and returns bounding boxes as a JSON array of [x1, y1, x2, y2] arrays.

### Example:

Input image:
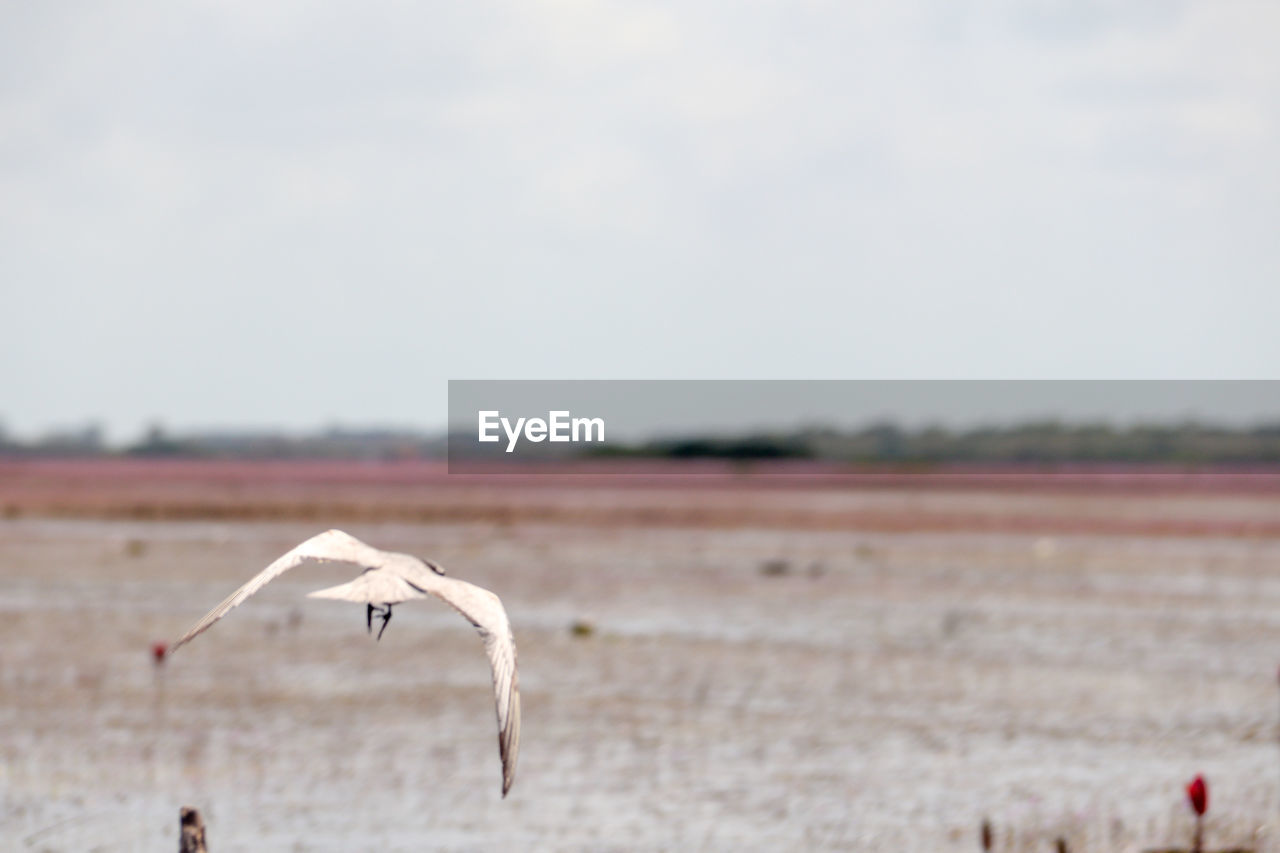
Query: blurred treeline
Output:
[[4, 420, 1280, 464], [596, 421, 1280, 464], [0, 423, 446, 461]]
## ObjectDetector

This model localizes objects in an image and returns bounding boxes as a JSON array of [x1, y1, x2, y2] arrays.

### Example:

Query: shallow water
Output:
[[2, 516, 1280, 851]]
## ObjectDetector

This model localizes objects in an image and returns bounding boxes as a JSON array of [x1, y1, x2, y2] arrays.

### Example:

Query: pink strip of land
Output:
[[2, 458, 1278, 536]]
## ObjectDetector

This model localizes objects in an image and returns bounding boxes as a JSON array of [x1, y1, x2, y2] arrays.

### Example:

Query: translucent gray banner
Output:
[[447, 380, 1280, 472]]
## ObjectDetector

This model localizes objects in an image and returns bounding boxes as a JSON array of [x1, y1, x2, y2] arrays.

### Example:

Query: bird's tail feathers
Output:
[[306, 580, 364, 601]]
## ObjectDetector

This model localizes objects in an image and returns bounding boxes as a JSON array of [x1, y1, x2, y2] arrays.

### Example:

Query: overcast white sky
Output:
[[3, 1, 1278, 440]]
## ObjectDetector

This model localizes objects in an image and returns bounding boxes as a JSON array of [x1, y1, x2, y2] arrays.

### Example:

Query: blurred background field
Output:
[[2, 461, 1279, 851]]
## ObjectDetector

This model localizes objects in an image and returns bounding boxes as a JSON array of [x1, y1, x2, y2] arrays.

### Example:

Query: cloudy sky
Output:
[[3, 1, 1278, 440]]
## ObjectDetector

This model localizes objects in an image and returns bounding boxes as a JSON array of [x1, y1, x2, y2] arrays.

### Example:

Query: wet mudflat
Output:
[[3, 497, 1280, 851]]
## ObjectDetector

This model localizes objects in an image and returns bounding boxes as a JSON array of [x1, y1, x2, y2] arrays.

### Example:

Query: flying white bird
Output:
[[172, 529, 520, 796]]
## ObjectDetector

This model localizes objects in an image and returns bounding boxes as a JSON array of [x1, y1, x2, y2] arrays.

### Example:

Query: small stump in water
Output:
[[759, 558, 790, 577], [180, 807, 207, 853]]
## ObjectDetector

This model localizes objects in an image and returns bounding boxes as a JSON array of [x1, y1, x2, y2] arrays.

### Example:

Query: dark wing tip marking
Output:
[[418, 556, 446, 576]]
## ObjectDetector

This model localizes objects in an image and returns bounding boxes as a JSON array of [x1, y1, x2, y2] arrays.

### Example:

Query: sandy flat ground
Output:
[[3, 486, 1280, 851]]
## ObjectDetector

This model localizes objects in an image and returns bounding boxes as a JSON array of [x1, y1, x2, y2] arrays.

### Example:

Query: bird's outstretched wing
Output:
[[391, 561, 521, 797], [172, 529, 387, 651], [171, 529, 522, 796]]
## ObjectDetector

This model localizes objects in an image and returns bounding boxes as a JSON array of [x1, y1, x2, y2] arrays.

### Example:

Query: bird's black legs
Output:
[[366, 603, 393, 640]]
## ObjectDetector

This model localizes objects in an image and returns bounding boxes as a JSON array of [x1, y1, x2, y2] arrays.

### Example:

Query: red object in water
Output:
[[1186, 774, 1208, 816], [151, 641, 168, 665]]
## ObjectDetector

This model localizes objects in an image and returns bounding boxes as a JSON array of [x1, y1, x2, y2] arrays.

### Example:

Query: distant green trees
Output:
[[3, 420, 1279, 464], [600, 421, 1280, 464]]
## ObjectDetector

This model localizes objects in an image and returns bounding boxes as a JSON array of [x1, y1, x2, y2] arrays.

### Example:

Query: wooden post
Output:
[[180, 807, 207, 853]]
